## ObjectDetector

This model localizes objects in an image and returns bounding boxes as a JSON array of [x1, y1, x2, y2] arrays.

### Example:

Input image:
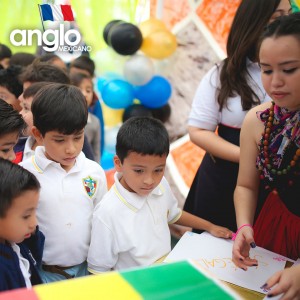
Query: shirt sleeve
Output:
[[188, 65, 221, 131], [160, 177, 182, 224], [87, 212, 118, 274], [93, 166, 108, 207]]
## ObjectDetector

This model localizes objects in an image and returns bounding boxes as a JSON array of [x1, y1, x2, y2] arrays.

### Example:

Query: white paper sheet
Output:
[[165, 232, 294, 294]]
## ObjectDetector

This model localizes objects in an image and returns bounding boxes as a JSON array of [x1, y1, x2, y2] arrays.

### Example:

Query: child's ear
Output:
[[114, 155, 122, 172], [31, 126, 44, 145]]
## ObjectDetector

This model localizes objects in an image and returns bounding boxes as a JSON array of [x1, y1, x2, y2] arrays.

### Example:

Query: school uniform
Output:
[[87, 172, 182, 273], [20, 146, 107, 282], [0, 227, 44, 291]]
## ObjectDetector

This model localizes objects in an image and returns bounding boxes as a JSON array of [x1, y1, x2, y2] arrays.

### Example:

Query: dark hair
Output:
[[35, 53, 60, 63], [19, 62, 70, 84], [70, 72, 91, 86], [0, 158, 40, 218], [0, 44, 12, 60], [218, 0, 285, 111], [9, 52, 36, 67], [122, 104, 153, 123], [116, 117, 169, 163], [23, 82, 50, 99], [259, 12, 300, 48], [0, 65, 23, 98], [0, 99, 26, 137], [31, 83, 88, 136], [70, 55, 95, 77]]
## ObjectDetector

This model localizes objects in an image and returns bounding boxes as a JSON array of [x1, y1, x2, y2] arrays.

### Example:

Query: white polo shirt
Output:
[[87, 172, 182, 273], [20, 146, 107, 267]]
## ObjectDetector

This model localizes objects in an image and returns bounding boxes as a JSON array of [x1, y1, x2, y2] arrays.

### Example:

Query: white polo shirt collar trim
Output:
[[32, 146, 84, 173], [113, 172, 164, 212]]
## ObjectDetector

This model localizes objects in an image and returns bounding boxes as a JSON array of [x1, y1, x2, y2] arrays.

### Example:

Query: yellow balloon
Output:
[[141, 29, 177, 59], [102, 103, 124, 127], [139, 18, 166, 38], [295, 0, 300, 8]]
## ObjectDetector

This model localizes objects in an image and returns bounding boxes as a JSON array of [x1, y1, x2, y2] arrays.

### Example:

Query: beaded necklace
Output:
[[256, 102, 300, 190]]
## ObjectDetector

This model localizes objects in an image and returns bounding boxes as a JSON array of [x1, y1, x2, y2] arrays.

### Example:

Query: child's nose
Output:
[[143, 175, 154, 185], [65, 141, 76, 154]]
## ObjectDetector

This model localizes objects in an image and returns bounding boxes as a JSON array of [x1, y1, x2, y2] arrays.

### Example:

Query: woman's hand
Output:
[[264, 264, 300, 300], [232, 227, 258, 270]]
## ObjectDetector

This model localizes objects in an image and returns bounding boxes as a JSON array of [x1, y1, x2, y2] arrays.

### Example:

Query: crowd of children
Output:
[[0, 8, 299, 300]]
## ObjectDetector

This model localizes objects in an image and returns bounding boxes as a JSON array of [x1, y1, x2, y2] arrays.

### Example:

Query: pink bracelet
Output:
[[232, 224, 253, 241]]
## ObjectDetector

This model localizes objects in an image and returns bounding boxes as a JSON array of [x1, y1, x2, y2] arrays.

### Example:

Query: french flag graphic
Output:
[[39, 4, 74, 22]]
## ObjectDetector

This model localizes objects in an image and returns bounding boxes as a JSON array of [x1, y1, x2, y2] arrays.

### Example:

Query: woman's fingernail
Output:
[[267, 294, 273, 298], [239, 258, 243, 261], [252, 264, 258, 266], [241, 268, 246, 271], [250, 242, 256, 248], [260, 283, 267, 289]]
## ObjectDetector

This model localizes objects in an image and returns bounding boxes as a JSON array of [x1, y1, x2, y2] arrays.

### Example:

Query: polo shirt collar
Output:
[[113, 172, 163, 211], [32, 146, 85, 173]]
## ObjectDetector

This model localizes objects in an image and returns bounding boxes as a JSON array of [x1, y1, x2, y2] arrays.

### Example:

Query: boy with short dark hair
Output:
[[20, 83, 107, 282], [0, 158, 44, 291], [0, 98, 26, 161], [88, 117, 232, 273]]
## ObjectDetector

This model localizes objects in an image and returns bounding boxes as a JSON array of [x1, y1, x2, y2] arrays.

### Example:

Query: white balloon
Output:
[[104, 125, 121, 153], [124, 54, 154, 86]]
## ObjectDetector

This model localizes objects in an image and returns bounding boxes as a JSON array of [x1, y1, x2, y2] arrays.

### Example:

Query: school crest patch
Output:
[[83, 176, 97, 198]]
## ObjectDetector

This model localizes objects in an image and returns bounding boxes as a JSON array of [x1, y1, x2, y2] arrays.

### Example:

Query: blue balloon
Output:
[[101, 79, 134, 109], [134, 76, 172, 108], [100, 150, 115, 170], [96, 72, 123, 93]]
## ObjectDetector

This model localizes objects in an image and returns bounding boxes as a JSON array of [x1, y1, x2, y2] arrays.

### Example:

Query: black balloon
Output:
[[150, 103, 171, 123], [122, 104, 153, 123], [103, 20, 123, 45], [108, 22, 143, 55]]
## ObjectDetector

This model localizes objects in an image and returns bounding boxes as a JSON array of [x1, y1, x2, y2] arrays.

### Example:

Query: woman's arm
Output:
[[232, 104, 266, 269], [189, 126, 240, 163]]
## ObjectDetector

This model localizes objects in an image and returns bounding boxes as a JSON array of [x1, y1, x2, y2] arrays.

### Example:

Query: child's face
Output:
[[0, 190, 39, 244], [260, 35, 300, 111], [79, 78, 94, 107], [0, 86, 22, 112], [0, 131, 19, 161], [33, 129, 85, 172], [19, 96, 34, 137], [114, 152, 167, 196]]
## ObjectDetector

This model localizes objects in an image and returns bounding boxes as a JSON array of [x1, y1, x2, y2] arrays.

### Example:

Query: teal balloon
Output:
[[96, 72, 123, 93], [134, 76, 172, 108], [101, 79, 134, 109]]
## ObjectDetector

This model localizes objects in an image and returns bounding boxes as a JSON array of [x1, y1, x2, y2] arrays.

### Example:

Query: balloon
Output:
[[123, 55, 154, 86], [102, 103, 124, 127], [134, 76, 172, 109], [101, 79, 134, 109], [103, 20, 123, 45], [100, 150, 115, 170], [139, 18, 166, 38], [104, 125, 120, 153], [150, 103, 171, 123], [96, 72, 123, 93], [108, 22, 143, 55], [93, 48, 126, 76], [122, 104, 153, 122], [141, 29, 177, 59]]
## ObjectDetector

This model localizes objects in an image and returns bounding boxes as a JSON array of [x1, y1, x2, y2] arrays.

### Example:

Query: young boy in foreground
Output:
[[88, 117, 232, 273], [0, 158, 44, 291]]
